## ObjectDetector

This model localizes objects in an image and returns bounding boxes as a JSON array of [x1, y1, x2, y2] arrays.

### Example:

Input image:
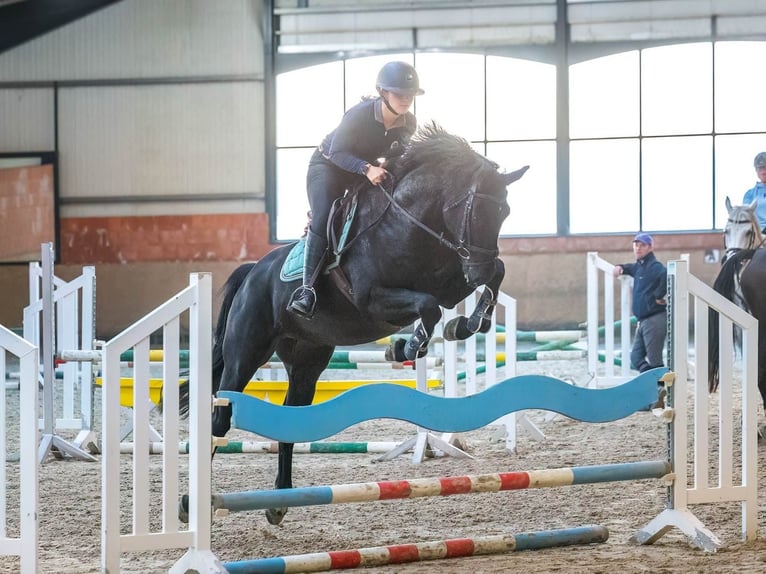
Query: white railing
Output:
[[25, 242, 98, 461], [635, 258, 758, 544], [0, 325, 39, 573], [586, 251, 634, 386], [100, 273, 222, 573], [585, 251, 691, 387], [439, 289, 544, 454], [99, 260, 757, 567]]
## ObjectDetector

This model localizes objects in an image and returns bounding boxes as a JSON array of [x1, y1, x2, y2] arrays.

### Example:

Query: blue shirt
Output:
[[742, 182, 766, 230]]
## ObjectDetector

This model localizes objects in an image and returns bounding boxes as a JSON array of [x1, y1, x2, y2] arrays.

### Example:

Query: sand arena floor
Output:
[[1, 355, 765, 574]]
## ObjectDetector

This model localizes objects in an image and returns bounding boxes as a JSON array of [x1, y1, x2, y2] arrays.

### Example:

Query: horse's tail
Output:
[[708, 305, 720, 393], [169, 262, 257, 417], [211, 262, 256, 394], [708, 249, 755, 393]]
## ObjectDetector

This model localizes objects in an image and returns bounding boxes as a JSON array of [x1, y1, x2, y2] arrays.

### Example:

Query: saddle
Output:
[[280, 185, 390, 304]]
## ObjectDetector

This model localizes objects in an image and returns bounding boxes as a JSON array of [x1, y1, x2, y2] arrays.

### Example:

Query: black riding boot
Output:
[[287, 230, 327, 319]]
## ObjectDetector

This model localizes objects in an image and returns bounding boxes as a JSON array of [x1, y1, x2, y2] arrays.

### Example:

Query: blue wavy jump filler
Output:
[[218, 367, 668, 444]]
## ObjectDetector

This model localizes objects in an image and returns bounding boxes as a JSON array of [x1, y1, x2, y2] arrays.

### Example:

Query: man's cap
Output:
[[754, 152, 766, 169], [633, 233, 653, 245]]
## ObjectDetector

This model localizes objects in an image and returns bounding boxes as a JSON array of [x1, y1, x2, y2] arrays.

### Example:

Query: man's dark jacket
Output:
[[621, 251, 667, 320]]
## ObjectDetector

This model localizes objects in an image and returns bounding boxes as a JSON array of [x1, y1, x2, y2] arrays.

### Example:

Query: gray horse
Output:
[[709, 197, 766, 416]]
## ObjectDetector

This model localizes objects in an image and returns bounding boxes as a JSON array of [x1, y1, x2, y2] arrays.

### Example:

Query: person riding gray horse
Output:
[[287, 61, 424, 319]]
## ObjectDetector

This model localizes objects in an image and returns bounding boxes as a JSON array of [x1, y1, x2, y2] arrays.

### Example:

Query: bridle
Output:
[[723, 213, 765, 262], [377, 179, 503, 265]]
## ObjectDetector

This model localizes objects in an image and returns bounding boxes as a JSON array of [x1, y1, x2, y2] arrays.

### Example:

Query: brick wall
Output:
[[60, 212, 274, 264], [0, 164, 55, 262]]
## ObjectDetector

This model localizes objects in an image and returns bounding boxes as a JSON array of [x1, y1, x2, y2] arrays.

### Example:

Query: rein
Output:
[[376, 179, 498, 262]]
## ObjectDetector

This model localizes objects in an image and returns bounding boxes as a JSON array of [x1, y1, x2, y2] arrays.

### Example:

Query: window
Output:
[[273, 42, 766, 240]]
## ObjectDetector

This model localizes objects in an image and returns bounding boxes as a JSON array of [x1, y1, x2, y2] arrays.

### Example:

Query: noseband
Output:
[[378, 180, 502, 264]]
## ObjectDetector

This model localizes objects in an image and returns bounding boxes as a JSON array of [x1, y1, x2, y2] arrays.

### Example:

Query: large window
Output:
[[274, 42, 766, 240], [570, 41, 766, 234]]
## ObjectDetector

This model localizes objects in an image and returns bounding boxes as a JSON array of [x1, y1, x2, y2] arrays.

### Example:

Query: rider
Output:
[[743, 151, 766, 232], [287, 61, 424, 318]]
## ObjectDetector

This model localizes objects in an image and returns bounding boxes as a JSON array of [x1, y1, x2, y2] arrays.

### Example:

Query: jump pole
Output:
[[119, 440, 407, 455], [223, 525, 609, 574], [211, 460, 670, 515]]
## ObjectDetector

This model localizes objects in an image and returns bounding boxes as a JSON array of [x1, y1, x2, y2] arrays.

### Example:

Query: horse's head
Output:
[[723, 196, 764, 258], [443, 164, 528, 287], [391, 123, 528, 287]]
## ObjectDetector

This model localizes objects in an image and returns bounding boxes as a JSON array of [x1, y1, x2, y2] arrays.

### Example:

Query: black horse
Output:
[[708, 198, 766, 414], [197, 124, 527, 524]]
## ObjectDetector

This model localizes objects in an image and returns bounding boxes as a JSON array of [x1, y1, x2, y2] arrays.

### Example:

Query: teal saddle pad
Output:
[[279, 194, 358, 283], [280, 239, 305, 282]]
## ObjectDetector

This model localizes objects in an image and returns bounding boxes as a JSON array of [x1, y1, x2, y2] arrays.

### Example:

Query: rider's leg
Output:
[[287, 229, 327, 318], [287, 156, 342, 319]]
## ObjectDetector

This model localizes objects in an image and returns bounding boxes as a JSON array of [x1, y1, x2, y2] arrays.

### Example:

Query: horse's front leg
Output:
[[265, 342, 334, 526], [178, 359, 256, 524], [444, 258, 505, 341], [368, 287, 442, 362]]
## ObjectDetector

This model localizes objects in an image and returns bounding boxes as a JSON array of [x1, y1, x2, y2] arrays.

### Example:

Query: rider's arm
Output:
[[324, 102, 378, 176]]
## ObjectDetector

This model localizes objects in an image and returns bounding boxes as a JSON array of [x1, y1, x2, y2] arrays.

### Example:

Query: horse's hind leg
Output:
[[180, 334, 277, 524], [212, 299, 280, 438], [266, 340, 334, 526]]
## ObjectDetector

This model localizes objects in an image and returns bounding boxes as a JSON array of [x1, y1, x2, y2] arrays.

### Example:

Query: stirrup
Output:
[[287, 286, 317, 318]]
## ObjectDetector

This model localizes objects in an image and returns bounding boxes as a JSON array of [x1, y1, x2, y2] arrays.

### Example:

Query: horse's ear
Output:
[[725, 196, 733, 212], [503, 165, 529, 186]]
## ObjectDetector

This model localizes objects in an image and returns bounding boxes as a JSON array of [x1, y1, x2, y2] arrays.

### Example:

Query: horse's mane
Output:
[[713, 249, 755, 307], [708, 247, 756, 393], [389, 122, 495, 180]]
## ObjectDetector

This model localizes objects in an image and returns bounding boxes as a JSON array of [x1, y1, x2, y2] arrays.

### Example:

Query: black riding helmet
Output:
[[376, 61, 425, 96]]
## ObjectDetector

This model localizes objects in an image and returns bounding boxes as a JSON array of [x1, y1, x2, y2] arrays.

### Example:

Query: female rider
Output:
[[287, 61, 424, 318]]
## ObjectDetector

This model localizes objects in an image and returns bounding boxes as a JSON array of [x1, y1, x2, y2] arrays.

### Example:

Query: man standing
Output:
[[612, 233, 668, 372]]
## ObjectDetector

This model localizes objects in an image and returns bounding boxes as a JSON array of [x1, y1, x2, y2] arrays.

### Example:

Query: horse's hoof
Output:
[[385, 338, 407, 362], [443, 316, 469, 340], [265, 507, 287, 525], [178, 495, 189, 524]]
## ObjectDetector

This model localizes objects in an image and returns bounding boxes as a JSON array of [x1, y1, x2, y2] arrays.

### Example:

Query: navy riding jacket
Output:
[[621, 251, 668, 320], [318, 97, 416, 176]]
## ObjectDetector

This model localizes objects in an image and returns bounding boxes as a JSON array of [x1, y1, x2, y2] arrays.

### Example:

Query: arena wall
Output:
[[0, 229, 722, 337]]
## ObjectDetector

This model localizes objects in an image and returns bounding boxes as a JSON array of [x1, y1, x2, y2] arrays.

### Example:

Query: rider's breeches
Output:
[[306, 153, 353, 238]]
